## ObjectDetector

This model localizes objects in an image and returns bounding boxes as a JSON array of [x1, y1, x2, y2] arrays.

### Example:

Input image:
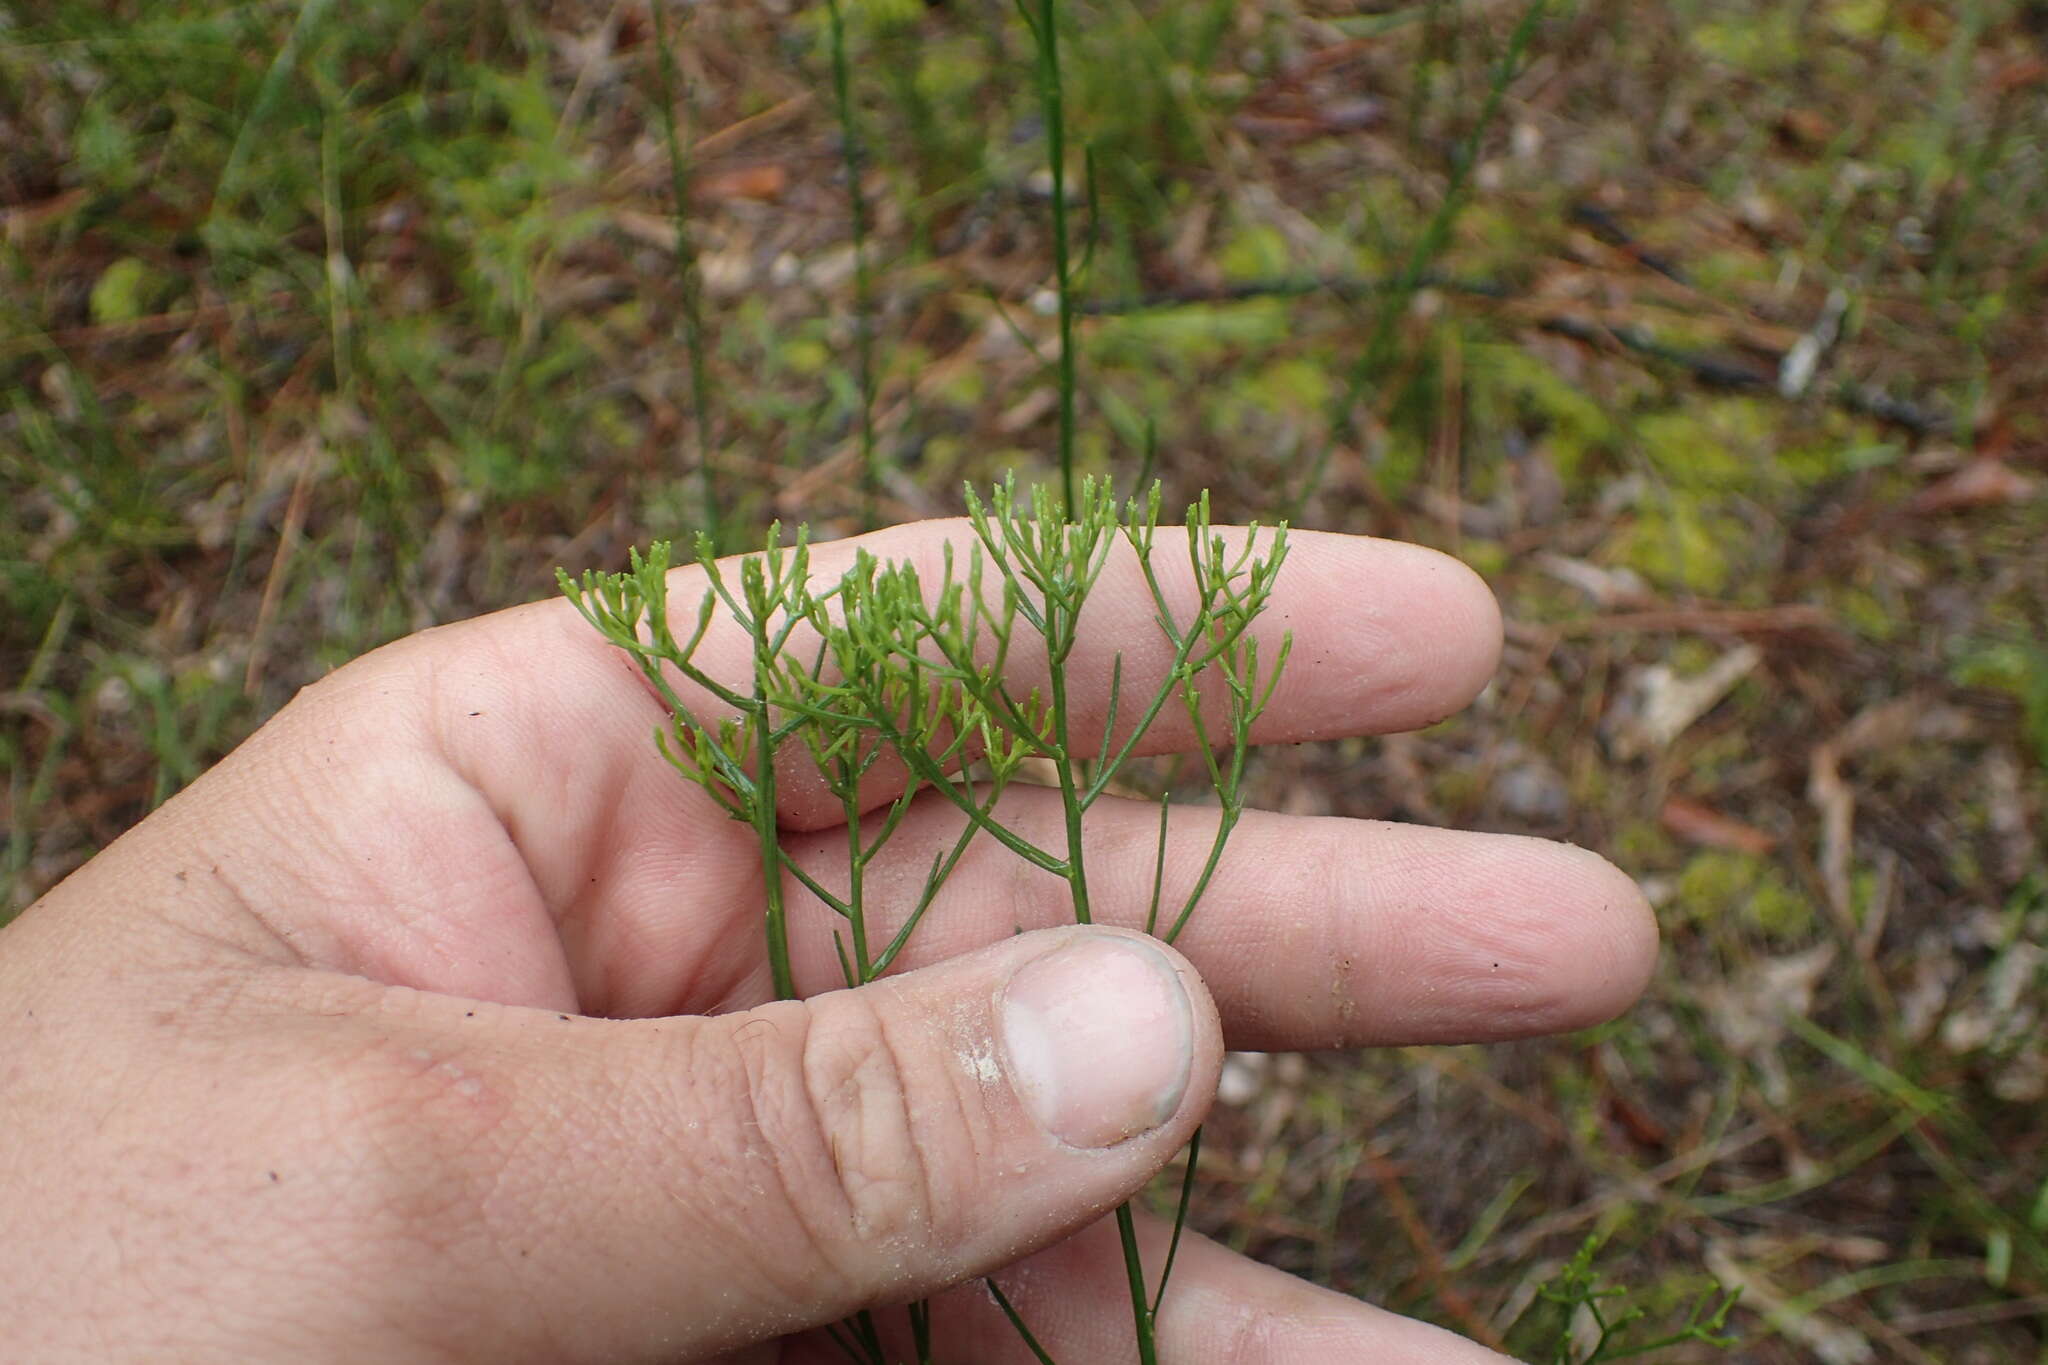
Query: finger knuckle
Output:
[[731, 998, 946, 1288]]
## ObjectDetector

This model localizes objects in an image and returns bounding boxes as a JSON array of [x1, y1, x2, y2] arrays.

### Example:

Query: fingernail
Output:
[[999, 934, 1194, 1149]]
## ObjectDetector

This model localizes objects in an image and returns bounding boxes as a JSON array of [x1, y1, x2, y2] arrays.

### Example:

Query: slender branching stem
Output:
[[558, 481, 1291, 1365], [842, 788, 871, 982], [1047, 661, 1092, 925]]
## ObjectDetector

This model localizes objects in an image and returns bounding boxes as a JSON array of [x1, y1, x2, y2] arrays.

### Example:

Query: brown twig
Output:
[[1363, 1148, 1510, 1351], [243, 446, 319, 696]]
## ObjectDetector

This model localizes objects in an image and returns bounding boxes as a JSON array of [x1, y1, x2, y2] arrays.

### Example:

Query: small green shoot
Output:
[[1528, 1235, 1741, 1362]]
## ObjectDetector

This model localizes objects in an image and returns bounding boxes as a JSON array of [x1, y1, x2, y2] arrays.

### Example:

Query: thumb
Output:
[[475, 925, 1221, 1362]]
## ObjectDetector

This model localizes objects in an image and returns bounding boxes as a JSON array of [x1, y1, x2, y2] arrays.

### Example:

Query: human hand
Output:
[[0, 519, 1655, 1363]]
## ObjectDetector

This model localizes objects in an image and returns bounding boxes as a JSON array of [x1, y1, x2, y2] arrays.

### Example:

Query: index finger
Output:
[[627, 517, 1502, 830]]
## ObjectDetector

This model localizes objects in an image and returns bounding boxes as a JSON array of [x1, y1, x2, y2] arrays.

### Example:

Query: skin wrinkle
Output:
[[520, 1026, 723, 1352], [590, 805, 764, 1015], [425, 614, 764, 1018], [248, 658, 576, 1008], [313, 1034, 504, 1250], [877, 974, 1001, 1269], [303, 632, 586, 1013], [460, 1039, 614, 1362], [136, 840, 309, 971], [57, 754, 327, 975], [1381, 837, 1642, 1031], [434, 616, 648, 910], [800, 987, 936, 1268], [721, 1004, 871, 1322], [91, 1015, 462, 1359]]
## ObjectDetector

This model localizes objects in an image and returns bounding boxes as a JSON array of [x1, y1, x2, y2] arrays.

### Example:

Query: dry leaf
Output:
[[1604, 643, 1760, 759], [1660, 795, 1778, 854], [1909, 458, 2037, 514], [694, 164, 789, 202], [1994, 58, 2048, 92]]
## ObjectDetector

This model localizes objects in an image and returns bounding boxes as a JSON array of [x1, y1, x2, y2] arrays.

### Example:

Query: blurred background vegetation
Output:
[[3, 0, 2045, 1359]]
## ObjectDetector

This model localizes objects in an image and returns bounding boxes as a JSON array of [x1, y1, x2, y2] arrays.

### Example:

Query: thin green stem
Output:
[[1029, 0, 1079, 512], [986, 1279, 1060, 1364], [911, 602, 1053, 759], [751, 622, 794, 1001], [1166, 807, 1240, 945], [872, 714, 1066, 874], [843, 788, 872, 981], [1153, 1124, 1203, 1316], [872, 820, 982, 976], [1030, 532, 1097, 925], [851, 1308, 887, 1364], [1047, 660, 1092, 924], [1142, 792, 1169, 936], [1114, 1203, 1158, 1365], [824, 0, 879, 526], [1083, 666, 1192, 807], [648, 0, 720, 546], [780, 852, 850, 921], [822, 1318, 871, 1365], [908, 1297, 933, 1364]]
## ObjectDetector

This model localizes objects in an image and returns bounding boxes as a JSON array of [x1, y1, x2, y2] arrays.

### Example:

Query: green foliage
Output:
[[822, 0, 880, 524], [1022, 0, 1082, 513], [561, 479, 1287, 1360], [1689, 9, 1802, 73], [1094, 302, 1291, 372], [1674, 849, 1814, 943], [1063, 0, 1243, 240], [1953, 641, 2048, 770], [1517, 1234, 1741, 1362], [1608, 497, 1744, 596], [1476, 343, 1618, 482], [559, 478, 1289, 985], [1216, 223, 1293, 282], [87, 257, 169, 325]]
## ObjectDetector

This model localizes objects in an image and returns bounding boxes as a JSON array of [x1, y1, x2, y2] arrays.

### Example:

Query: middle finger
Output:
[[781, 785, 1654, 1051]]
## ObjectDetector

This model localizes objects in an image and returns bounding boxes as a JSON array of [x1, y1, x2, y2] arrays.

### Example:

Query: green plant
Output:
[[1020, 0, 1082, 513], [1288, 0, 1552, 520], [559, 475, 1289, 1362], [823, 0, 882, 526], [648, 0, 723, 546], [1522, 1234, 1741, 1362]]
